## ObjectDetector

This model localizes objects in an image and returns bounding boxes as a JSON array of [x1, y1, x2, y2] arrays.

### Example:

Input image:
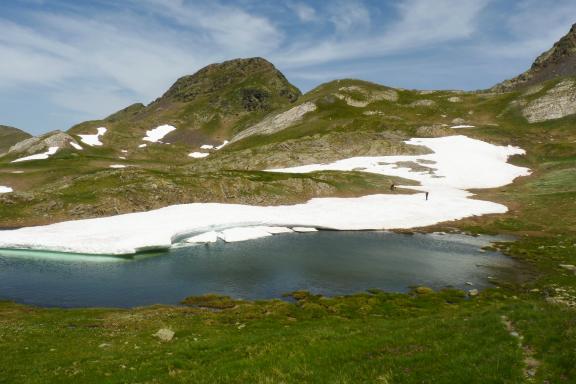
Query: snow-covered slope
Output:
[[0, 135, 530, 255]]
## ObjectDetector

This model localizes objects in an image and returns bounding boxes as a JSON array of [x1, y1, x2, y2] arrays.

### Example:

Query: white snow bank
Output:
[[292, 227, 318, 233], [451, 125, 475, 129], [215, 140, 229, 150], [12, 146, 59, 163], [185, 231, 219, 244], [78, 127, 107, 146], [143, 124, 176, 143], [218, 227, 273, 242], [201, 144, 214, 150], [189, 152, 209, 159], [0, 186, 13, 194], [0, 135, 530, 255], [70, 141, 83, 150], [109, 164, 127, 169], [185, 226, 293, 244]]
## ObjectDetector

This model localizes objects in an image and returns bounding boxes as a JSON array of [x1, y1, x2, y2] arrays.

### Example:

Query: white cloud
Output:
[[328, 0, 371, 33], [273, 0, 490, 67], [287, 2, 317, 23]]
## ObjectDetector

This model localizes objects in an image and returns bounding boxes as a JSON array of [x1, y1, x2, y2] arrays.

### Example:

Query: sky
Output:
[[0, 0, 575, 135]]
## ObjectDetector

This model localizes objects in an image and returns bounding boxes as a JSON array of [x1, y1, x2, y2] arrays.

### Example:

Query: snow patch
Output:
[[0, 136, 531, 255], [12, 146, 59, 163], [138, 144, 147, 148], [69, 141, 83, 150], [292, 227, 318, 233], [78, 127, 107, 146], [184, 226, 293, 244], [215, 140, 229, 150], [189, 152, 209, 159], [451, 125, 475, 129], [201, 144, 214, 150], [218, 227, 273, 242], [185, 231, 219, 244], [109, 164, 127, 169], [0, 186, 13, 194], [143, 125, 176, 143]]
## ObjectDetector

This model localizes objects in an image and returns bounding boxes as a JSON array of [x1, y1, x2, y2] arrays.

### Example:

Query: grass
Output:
[[2, 77, 576, 382], [0, 290, 530, 383]]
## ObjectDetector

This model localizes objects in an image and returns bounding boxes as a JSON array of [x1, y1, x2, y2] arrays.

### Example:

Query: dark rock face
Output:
[[240, 88, 271, 111], [492, 23, 576, 91]]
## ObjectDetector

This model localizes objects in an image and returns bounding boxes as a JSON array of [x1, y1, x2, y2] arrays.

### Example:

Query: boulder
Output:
[[153, 328, 175, 342]]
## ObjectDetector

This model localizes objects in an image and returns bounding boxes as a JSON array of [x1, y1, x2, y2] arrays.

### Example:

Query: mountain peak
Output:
[[158, 57, 299, 105], [492, 23, 576, 91]]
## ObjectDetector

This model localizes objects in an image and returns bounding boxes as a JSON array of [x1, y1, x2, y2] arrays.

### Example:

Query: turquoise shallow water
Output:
[[0, 231, 516, 308]]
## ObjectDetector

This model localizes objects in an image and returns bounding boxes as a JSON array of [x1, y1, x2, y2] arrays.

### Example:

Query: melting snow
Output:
[[292, 227, 318, 233], [138, 144, 147, 148], [12, 147, 59, 163], [451, 125, 475, 129], [109, 164, 127, 169], [143, 125, 176, 143], [189, 152, 209, 159], [78, 127, 107, 146], [0, 135, 531, 255], [185, 231, 219, 244], [215, 140, 229, 150], [69, 141, 83, 150], [0, 186, 13, 194], [201, 144, 214, 150]]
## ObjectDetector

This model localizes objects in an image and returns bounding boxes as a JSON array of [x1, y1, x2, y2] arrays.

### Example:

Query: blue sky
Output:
[[1, 0, 575, 135]]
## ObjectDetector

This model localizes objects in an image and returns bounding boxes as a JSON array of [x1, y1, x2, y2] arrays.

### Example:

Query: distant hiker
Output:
[[425, 192, 429, 201], [390, 183, 395, 191]]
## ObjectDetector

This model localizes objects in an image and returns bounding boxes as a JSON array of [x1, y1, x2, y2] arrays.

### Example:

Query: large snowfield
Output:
[[0, 135, 530, 255]]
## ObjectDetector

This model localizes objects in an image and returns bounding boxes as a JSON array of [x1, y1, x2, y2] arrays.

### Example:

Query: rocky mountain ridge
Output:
[[492, 23, 576, 92]]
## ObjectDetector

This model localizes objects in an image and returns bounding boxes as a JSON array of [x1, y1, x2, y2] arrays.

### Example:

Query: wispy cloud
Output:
[[0, 0, 574, 134], [273, 0, 490, 67], [286, 2, 317, 23]]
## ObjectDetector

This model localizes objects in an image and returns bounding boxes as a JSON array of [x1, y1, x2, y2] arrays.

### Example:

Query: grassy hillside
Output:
[[65, 58, 301, 161], [0, 125, 31, 154], [2, 104, 576, 381], [1, 71, 576, 381]]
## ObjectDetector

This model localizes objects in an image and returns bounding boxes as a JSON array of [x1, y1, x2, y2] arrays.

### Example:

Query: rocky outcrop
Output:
[[8, 131, 81, 156], [194, 131, 430, 171], [230, 102, 317, 143], [334, 85, 399, 107], [521, 79, 576, 123], [0, 125, 31, 155], [492, 23, 576, 92], [409, 99, 436, 107]]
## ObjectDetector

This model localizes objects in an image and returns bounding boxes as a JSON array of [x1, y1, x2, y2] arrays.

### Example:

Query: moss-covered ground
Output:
[[1, 78, 576, 382]]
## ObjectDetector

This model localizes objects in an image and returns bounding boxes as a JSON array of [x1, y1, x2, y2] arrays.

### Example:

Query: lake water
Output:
[[0, 231, 516, 308]]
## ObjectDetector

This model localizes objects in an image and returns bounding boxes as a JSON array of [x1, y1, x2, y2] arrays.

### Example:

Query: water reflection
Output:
[[0, 231, 515, 308]]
